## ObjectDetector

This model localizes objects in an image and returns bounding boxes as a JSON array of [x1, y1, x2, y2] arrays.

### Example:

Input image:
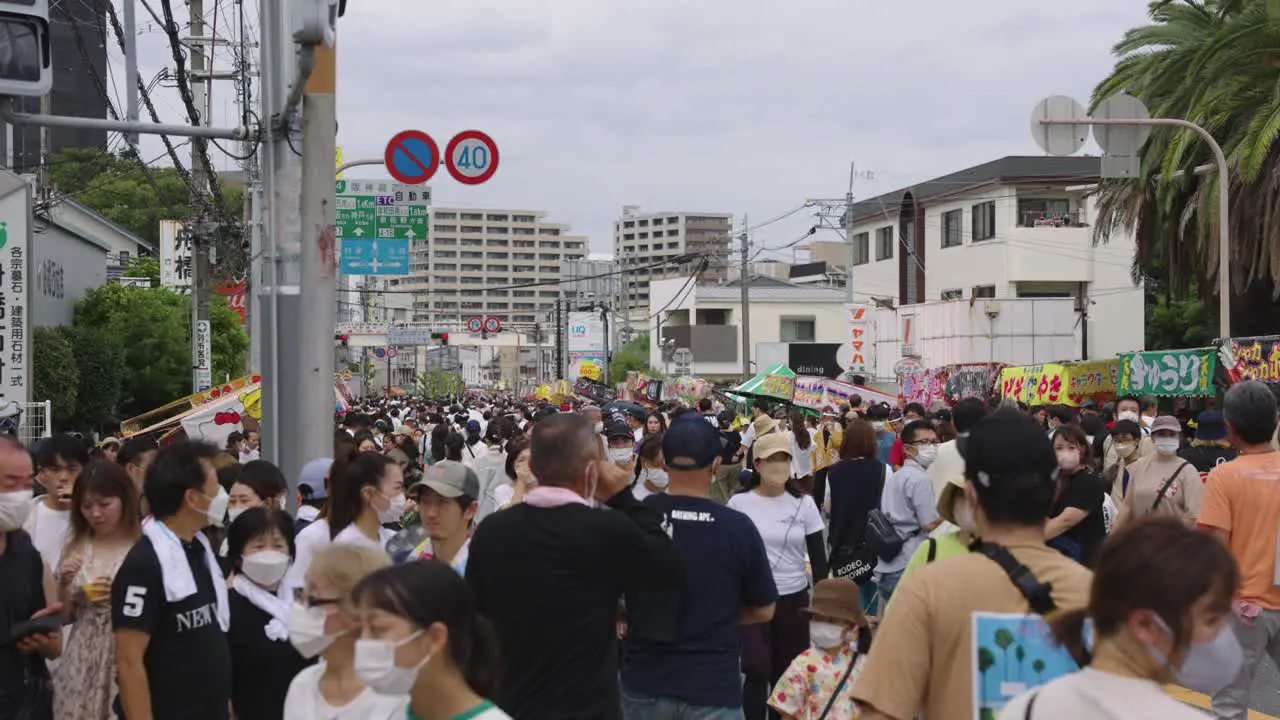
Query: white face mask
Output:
[[1115, 442, 1137, 458], [0, 489, 33, 532], [809, 620, 846, 650], [608, 448, 634, 464], [241, 550, 290, 587], [1154, 438, 1181, 456], [1141, 415, 1155, 428], [288, 602, 339, 658], [202, 487, 231, 528], [593, 421, 604, 434], [354, 631, 430, 695], [227, 507, 248, 525], [1057, 449, 1081, 471], [644, 468, 670, 489], [377, 492, 407, 524], [913, 445, 938, 468], [1117, 411, 1140, 423]]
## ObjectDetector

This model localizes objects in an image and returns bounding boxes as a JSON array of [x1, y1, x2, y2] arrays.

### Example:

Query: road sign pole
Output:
[[1036, 116, 1231, 337]]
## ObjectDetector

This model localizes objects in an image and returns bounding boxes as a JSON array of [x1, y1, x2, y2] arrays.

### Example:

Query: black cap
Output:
[[662, 415, 723, 470], [605, 412, 633, 440], [962, 409, 1056, 491]]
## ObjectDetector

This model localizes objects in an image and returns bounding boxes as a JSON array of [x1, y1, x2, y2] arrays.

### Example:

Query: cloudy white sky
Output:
[[122, 0, 1152, 258]]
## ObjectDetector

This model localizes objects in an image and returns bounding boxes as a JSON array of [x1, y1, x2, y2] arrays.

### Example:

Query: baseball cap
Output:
[[605, 412, 633, 440], [754, 433, 791, 461], [465, 419, 482, 434], [1150, 415, 1182, 435], [663, 416, 724, 470], [410, 460, 480, 499], [99, 436, 121, 448], [961, 409, 1056, 494], [298, 457, 333, 500]]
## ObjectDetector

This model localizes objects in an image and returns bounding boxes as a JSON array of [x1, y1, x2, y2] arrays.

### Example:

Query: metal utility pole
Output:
[[600, 304, 611, 385], [188, 0, 214, 393], [739, 215, 751, 378], [554, 299, 564, 380]]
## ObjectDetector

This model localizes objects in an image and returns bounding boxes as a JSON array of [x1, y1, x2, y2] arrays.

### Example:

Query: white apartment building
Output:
[[388, 207, 588, 332], [614, 206, 733, 319], [844, 156, 1144, 360]]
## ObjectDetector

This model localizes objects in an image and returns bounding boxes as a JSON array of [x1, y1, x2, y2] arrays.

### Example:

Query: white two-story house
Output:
[[845, 155, 1144, 360]]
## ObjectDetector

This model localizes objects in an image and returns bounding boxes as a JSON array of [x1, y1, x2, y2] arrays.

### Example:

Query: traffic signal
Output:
[[430, 332, 449, 345], [0, 0, 51, 97], [335, 333, 349, 347]]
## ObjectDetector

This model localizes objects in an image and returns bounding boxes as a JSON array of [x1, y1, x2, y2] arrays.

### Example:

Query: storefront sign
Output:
[[1000, 364, 1070, 406], [1066, 359, 1119, 399], [0, 181, 30, 408], [1219, 336, 1280, 384], [1119, 349, 1215, 396], [944, 364, 1002, 404], [843, 304, 869, 374]]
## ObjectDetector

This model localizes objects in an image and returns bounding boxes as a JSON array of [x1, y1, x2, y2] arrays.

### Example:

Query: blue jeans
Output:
[[621, 686, 742, 720], [875, 569, 904, 606]]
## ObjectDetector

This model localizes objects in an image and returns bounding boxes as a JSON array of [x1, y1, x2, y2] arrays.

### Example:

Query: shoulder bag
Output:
[[1151, 461, 1192, 513]]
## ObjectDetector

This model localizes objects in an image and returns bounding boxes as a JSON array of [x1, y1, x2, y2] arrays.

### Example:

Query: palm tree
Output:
[[1015, 644, 1026, 682], [994, 628, 1016, 682], [1033, 658, 1047, 684], [1090, 0, 1280, 336], [978, 647, 997, 707]]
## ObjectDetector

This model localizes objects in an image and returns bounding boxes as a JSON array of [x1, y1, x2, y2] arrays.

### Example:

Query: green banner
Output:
[[1118, 349, 1216, 397]]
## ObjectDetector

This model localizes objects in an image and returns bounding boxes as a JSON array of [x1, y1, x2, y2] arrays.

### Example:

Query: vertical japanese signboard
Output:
[[158, 219, 193, 292], [194, 320, 213, 392], [844, 304, 869, 374], [566, 311, 606, 383], [0, 175, 30, 407]]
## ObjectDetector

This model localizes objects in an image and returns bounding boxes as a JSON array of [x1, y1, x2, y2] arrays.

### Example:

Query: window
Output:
[[875, 227, 893, 261], [852, 232, 870, 265], [461, 213, 483, 221], [434, 224, 457, 233], [941, 209, 963, 248], [513, 214, 535, 223], [539, 228, 561, 236], [434, 211, 457, 220], [486, 214, 509, 222], [460, 225, 483, 233], [461, 264, 483, 272], [972, 285, 996, 299], [780, 317, 816, 343], [434, 263, 457, 272], [941, 288, 963, 301], [488, 227, 509, 235], [972, 201, 996, 241], [513, 227, 535, 235]]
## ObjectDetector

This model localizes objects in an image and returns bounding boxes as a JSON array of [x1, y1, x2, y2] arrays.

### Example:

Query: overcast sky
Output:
[[122, 0, 1151, 259]]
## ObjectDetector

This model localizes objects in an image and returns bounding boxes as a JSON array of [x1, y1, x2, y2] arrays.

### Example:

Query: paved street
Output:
[[1171, 659, 1280, 718]]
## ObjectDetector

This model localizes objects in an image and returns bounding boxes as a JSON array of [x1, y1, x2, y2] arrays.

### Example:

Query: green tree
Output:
[[121, 255, 160, 287], [1015, 644, 1026, 684], [32, 326, 79, 429], [66, 325, 123, 433], [1090, 0, 1280, 337], [993, 628, 1015, 682], [1032, 658, 1046, 684], [977, 647, 996, 709], [609, 333, 651, 380], [50, 148, 244, 246], [72, 284, 249, 418], [416, 370, 464, 398]]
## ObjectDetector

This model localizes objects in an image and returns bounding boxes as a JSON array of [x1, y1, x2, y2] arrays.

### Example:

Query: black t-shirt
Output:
[[826, 457, 886, 552], [1052, 470, 1107, 567], [227, 591, 313, 720], [720, 431, 742, 464], [466, 489, 683, 720], [622, 495, 778, 709], [111, 535, 232, 720], [1179, 445, 1238, 480], [0, 530, 46, 711]]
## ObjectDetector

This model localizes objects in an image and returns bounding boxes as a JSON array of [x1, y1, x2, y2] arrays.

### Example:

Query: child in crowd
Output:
[[770, 579, 870, 720]]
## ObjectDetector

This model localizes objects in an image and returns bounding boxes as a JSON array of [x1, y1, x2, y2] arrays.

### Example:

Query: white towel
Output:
[[141, 518, 230, 632], [231, 574, 290, 641]]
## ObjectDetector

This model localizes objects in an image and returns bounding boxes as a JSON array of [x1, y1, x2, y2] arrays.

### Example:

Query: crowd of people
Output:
[[0, 382, 1276, 719]]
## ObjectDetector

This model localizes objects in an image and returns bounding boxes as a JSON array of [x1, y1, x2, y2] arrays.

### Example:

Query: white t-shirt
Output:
[[282, 518, 331, 600], [789, 429, 815, 479], [23, 500, 70, 571], [463, 441, 489, 468], [999, 668, 1208, 719], [491, 482, 515, 509], [727, 490, 824, 595], [282, 661, 408, 720], [333, 522, 394, 552], [632, 484, 653, 502]]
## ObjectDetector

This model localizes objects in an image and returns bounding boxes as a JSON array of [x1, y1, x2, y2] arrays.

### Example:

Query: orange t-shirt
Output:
[[1199, 452, 1280, 609]]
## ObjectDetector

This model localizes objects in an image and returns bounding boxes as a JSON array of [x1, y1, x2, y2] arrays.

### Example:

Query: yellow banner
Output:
[[1000, 364, 1071, 406], [1067, 359, 1119, 399]]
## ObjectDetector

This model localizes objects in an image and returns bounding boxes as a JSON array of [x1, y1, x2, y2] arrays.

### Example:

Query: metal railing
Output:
[[1017, 209, 1088, 227]]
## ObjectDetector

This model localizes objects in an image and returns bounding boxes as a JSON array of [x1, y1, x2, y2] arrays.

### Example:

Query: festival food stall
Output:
[[1118, 349, 1217, 398], [999, 358, 1122, 406]]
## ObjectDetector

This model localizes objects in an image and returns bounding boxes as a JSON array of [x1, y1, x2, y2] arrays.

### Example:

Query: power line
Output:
[[363, 253, 706, 297]]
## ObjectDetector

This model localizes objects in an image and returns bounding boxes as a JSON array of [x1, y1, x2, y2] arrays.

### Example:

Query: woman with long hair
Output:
[[353, 560, 509, 719], [54, 460, 142, 720], [429, 424, 450, 465], [644, 411, 667, 437], [1001, 517, 1241, 718], [328, 452, 404, 548], [283, 436, 359, 599], [1046, 424, 1108, 566], [282, 544, 402, 719], [492, 435, 533, 510], [787, 411, 815, 495], [823, 418, 890, 613]]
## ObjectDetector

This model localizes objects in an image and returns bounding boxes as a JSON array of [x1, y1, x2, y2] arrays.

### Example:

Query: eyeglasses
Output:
[[291, 587, 339, 608], [909, 441, 938, 449]]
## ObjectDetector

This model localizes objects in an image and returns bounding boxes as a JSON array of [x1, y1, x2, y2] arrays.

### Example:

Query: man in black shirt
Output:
[[466, 412, 683, 720], [112, 441, 232, 720]]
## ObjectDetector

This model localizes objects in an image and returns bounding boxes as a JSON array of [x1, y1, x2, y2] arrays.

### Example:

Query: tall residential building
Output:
[[387, 207, 588, 331], [613, 207, 733, 318]]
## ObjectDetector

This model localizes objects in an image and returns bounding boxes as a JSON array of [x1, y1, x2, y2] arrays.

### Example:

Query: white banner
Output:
[[0, 177, 30, 408], [159, 219, 193, 291], [195, 320, 212, 392]]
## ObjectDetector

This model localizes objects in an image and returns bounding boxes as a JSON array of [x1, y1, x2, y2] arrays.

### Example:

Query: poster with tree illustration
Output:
[[970, 612, 1080, 719]]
